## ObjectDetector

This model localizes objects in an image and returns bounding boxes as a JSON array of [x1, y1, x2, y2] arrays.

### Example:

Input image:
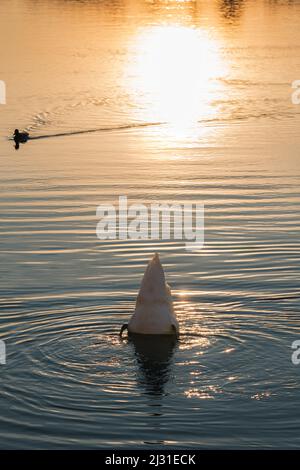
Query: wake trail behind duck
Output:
[[27, 122, 166, 140]]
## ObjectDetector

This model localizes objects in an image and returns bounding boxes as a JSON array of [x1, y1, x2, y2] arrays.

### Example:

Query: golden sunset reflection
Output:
[[128, 24, 226, 137]]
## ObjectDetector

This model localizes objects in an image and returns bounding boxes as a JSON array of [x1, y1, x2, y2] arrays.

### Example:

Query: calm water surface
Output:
[[0, 0, 300, 449]]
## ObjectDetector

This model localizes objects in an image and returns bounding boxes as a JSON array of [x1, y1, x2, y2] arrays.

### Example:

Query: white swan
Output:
[[120, 253, 179, 337]]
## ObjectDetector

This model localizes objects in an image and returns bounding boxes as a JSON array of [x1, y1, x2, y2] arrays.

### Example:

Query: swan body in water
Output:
[[120, 253, 179, 337]]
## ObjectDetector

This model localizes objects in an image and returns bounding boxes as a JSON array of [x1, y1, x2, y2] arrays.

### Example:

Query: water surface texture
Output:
[[0, 0, 300, 449]]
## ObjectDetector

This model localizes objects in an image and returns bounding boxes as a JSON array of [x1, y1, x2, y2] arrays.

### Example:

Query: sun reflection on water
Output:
[[128, 24, 226, 138]]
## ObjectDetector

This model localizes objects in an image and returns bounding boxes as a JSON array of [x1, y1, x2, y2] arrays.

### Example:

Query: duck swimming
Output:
[[13, 129, 29, 150], [13, 129, 29, 149], [120, 253, 179, 337]]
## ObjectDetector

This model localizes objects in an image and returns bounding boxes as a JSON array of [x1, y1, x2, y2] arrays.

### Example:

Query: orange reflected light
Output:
[[129, 25, 226, 134]]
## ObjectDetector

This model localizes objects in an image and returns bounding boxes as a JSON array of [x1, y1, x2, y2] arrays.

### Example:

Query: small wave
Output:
[[198, 110, 300, 124], [25, 96, 109, 133], [217, 78, 291, 87]]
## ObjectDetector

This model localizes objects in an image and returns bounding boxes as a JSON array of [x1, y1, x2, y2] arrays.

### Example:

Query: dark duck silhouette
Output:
[[14, 129, 29, 143], [13, 129, 29, 149]]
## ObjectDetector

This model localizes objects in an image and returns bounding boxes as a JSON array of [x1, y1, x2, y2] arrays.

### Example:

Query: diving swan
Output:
[[120, 253, 179, 337]]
